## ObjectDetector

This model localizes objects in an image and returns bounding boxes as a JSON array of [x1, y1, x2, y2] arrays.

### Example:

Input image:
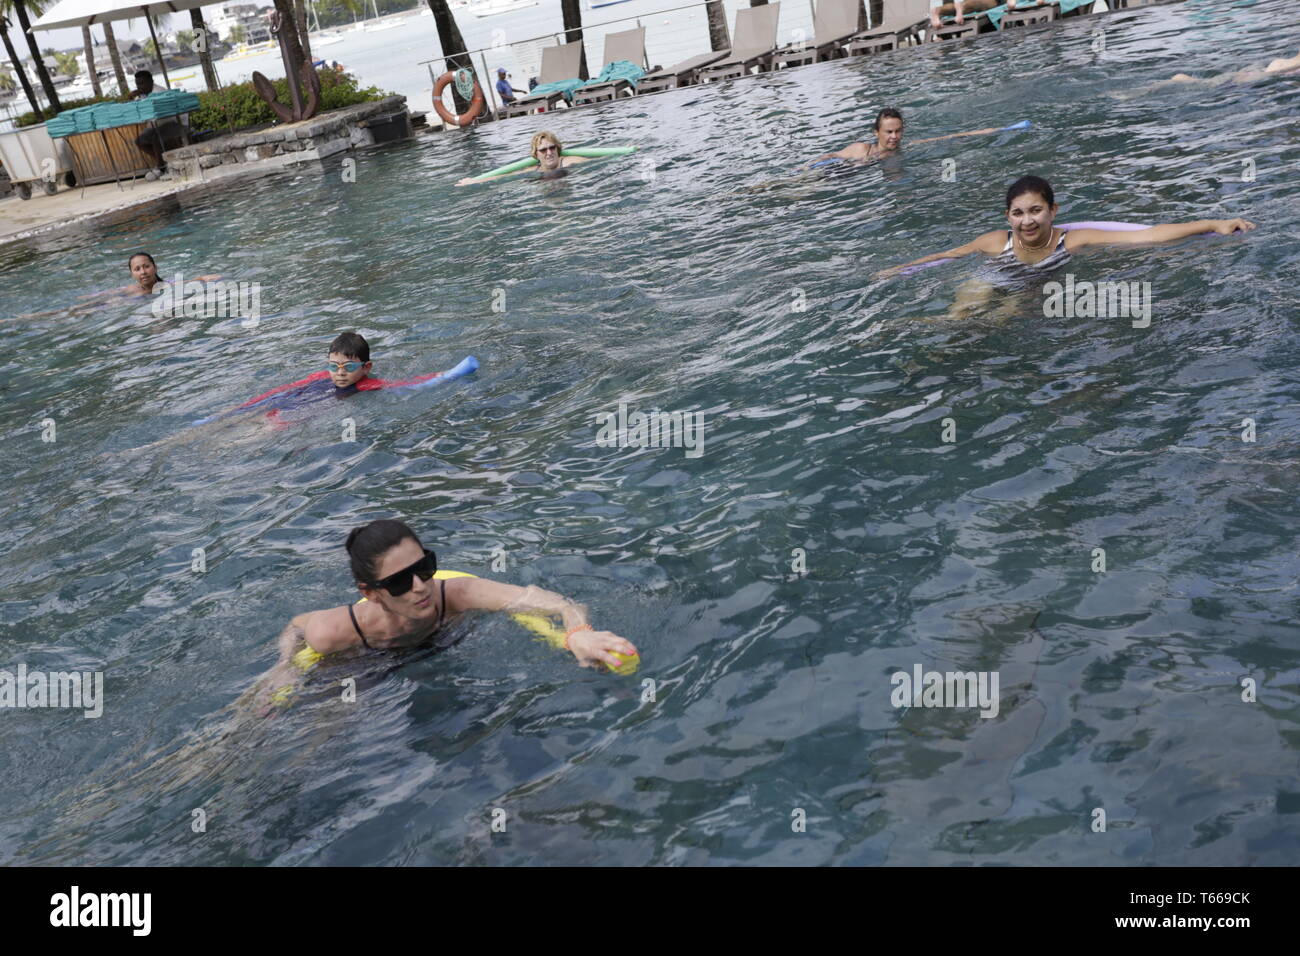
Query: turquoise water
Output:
[[2, 0, 1299, 865]]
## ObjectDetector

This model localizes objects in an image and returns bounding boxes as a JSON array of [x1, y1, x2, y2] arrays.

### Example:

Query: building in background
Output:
[[207, 3, 273, 44]]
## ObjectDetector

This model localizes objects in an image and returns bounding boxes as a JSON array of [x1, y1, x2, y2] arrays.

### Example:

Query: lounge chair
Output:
[[842, 0, 928, 56], [503, 41, 586, 117], [572, 27, 648, 106], [637, 50, 732, 93], [772, 0, 863, 69], [697, 3, 784, 83], [1000, 0, 1059, 28], [927, 3, 996, 43]]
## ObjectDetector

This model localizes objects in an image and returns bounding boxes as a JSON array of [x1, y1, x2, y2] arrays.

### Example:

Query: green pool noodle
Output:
[[477, 145, 638, 180]]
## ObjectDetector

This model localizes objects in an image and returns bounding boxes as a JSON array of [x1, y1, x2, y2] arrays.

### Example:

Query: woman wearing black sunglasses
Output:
[[264, 520, 638, 689]]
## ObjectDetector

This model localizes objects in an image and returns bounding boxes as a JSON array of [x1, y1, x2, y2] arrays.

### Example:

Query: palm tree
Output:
[[189, 8, 220, 92], [559, 0, 587, 80], [424, 0, 471, 113], [706, 0, 728, 51], [0, 11, 42, 119], [102, 21, 128, 96], [81, 24, 102, 97], [294, 0, 312, 70], [7, 0, 60, 112]]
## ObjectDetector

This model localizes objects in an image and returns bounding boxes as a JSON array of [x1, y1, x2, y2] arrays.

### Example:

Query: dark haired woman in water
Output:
[[119, 251, 220, 297], [254, 519, 639, 702], [874, 175, 1255, 280]]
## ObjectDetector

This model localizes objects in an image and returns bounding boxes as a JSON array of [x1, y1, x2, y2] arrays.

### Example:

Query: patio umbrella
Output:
[[27, 0, 235, 88]]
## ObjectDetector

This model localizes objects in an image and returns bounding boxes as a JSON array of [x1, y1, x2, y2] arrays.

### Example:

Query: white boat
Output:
[[365, 19, 406, 31], [63, 78, 97, 98], [313, 34, 346, 46], [472, 0, 538, 18]]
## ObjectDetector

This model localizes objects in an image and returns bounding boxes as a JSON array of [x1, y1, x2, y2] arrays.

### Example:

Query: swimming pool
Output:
[[1, 0, 1298, 865]]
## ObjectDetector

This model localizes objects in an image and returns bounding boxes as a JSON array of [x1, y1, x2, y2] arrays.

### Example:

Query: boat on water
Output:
[[223, 41, 277, 61], [471, 0, 538, 18]]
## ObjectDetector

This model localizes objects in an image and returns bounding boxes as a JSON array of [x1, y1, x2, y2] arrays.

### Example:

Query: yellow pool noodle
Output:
[[286, 570, 637, 679]]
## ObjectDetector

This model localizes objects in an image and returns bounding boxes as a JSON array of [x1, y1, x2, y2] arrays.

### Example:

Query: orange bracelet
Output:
[[564, 625, 592, 651]]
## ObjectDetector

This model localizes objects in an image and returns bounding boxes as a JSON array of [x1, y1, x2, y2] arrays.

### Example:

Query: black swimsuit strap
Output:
[[348, 603, 373, 649], [350, 580, 444, 651]]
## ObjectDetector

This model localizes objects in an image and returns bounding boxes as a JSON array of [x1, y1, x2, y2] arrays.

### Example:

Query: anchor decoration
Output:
[[251, 11, 321, 125]]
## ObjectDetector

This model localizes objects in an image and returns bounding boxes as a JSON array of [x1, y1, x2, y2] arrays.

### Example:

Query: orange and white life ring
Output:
[[432, 69, 485, 127]]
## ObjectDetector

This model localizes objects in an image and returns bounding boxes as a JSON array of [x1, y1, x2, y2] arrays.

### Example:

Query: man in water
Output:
[[1170, 46, 1300, 84], [808, 108, 1003, 166]]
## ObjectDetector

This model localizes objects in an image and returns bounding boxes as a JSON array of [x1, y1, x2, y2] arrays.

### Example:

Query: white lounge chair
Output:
[[697, 4, 784, 83], [772, 0, 863, 69], [843, 0, 928, 55], [572, 27, 648, 106], [504, 41, 586, 117], [637, 51, 732, 93]]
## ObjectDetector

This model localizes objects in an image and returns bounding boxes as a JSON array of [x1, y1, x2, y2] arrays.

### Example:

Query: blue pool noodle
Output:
[[190, 356, 480, 425]]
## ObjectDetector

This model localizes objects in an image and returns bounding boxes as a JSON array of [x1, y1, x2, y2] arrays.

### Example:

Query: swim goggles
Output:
[[370, 549, 437, 596], [327, 361, 365, 373]]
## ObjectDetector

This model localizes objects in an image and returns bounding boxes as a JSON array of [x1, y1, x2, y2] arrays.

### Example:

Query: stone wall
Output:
[[164, 96, 409, 182]]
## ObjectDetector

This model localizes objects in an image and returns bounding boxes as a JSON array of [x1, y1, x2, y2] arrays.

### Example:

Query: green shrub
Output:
[[16, 94, 120, 129], [189, 70, 391, 133]]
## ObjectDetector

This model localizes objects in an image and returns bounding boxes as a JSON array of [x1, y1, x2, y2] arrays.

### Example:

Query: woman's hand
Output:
[[455, 177, 477, 187], [567, 629, 638, 670], [1211, 218, 1256, 235], [874, 265, 904, 280]]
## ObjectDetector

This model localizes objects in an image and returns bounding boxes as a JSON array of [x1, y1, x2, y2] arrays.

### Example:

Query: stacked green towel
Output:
[[98, 103, 140, 126], [46, 115, 76, 138], [139, 89, 200, 118], [44, 90, 201, 138]]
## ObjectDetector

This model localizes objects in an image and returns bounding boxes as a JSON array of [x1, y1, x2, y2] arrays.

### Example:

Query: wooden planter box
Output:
[[64, 123, 157, 186]]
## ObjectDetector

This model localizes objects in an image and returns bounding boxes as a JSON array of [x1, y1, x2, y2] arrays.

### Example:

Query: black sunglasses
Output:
[[369, 548, 437, 596]]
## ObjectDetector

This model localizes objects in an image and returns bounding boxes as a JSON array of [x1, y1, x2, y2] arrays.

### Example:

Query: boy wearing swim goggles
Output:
[[202, 331, 463, 424], [325, 330, 374, 390]]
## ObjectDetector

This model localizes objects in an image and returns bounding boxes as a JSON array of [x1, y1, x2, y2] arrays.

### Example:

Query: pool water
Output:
[[1, 0, 1298, 865]]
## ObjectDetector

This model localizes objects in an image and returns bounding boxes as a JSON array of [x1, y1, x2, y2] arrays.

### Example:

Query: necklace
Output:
[[1015, 227, 1054, 254]]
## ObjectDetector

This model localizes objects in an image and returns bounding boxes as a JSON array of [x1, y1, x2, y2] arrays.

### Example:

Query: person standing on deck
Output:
[[496, 68, 525, 106]]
